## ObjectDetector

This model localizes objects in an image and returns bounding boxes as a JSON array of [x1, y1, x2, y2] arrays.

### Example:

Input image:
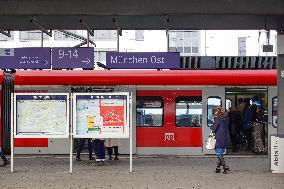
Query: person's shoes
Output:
[[89, 157, 95, 160], [223, 166, 230, 174], [108, 156, 112, 161], [114, 157, 119, 160], [2, 161, 10, 166], [215, 167, 221, 173], [76, 158, 82, 161]]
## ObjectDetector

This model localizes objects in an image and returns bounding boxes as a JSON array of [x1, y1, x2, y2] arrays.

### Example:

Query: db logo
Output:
[[281, 70, 284, 78], [164, 133, 175, 141]]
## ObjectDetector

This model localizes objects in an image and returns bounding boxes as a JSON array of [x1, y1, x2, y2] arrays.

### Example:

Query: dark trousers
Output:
[[0, 150, 8, 163], [106, 146, 119, 157], [76, 139, 93, 159], [243, 128, 252, 150], [92, 139, 105, 161]]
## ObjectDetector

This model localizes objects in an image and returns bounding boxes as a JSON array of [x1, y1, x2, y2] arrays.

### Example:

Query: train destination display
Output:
[[73, 93, 129, 138], [14, 94, 69, 138]]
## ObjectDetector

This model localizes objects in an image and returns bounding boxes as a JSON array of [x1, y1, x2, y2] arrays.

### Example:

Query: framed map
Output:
[[73, 92, 130, 138], [14, 93, 69, 138]]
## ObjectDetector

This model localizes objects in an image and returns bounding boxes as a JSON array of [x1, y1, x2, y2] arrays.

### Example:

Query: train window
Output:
[[136, 96, 163, 127], [175, 96, 202, 127], [272, 96, 278, 128], [207, 97, 222, 127]]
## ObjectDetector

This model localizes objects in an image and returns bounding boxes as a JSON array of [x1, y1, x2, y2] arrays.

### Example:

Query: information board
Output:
[[14, 93, 69, 138], [73, 93, 130, 138]]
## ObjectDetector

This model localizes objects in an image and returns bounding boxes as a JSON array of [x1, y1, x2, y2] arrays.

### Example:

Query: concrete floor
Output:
[[0, 155, 284, 189]]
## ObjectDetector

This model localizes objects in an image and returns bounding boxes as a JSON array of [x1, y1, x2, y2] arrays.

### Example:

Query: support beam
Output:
[[0, 30, 11, 37], [74, 41, 88, 47], [113, 18, 122, 36], [277, 31, 284, 134], [30, 17, 52, 37], [57, 30, 96, 46], [80, 18, 94, 36]]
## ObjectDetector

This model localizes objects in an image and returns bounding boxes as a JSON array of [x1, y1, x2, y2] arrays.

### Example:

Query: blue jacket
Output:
[[211, 115, 230, 148], [242, 106, 252, 129]]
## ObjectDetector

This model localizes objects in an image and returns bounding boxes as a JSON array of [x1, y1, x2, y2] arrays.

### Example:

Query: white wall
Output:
[[0, 30, 278, 57], [200, 30, 277, 56]]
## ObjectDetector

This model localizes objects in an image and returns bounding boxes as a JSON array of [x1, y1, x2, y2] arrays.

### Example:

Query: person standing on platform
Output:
[[92, 139, 105, 166], [228, 106, 242, 152], [251, 96, 265, 154], [211, 107, 230, 174], [242, 98, 253, 151], [0, 148, 9, 167], [76, 138, 95, 161], [105, 138, 119, 160]]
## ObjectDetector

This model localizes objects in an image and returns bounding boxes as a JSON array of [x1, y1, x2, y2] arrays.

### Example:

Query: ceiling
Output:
[[0, 0, 284, 30]]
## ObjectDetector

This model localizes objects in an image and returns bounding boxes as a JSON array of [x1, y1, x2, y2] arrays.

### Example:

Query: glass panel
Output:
[[192, 47, 199, 53], [183, 31, 192, 38], [135, 30, 144, 41], [19, 30, 49, 40], [169, 47, 177, 52], [176, 96, 202, 127], [177, 47, 183, 53], [98, 51, 106, 62], [168, 32, 176, 40], [272, 97, 278, 127], [207, 97, 222, 127], [176, 39, 183, 47], [136, 97, 163, 127], [169, 39, 176, 47], [176, 32, 183, 38], [184, 47, 191, 53]]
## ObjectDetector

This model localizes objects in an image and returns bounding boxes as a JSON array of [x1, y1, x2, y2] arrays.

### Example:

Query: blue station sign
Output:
[[52, 47, 94, 69], [106, 52, 180, 69], [0, 48, 51, 69]]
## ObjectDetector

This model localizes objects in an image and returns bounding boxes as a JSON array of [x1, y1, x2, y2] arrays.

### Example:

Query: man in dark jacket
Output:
[[242, 98, 253, 151]]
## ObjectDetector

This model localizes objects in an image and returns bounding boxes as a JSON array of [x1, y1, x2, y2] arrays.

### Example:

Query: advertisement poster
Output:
[[74, 93, 129, 138], [14, 93, 69, 138]]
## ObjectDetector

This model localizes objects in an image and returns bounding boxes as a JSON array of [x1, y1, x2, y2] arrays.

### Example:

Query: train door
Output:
[[136, 90, 203, 155], [268, 86, 277, 155], [202, 87, 225, 154], [225, 87, 269, 155]]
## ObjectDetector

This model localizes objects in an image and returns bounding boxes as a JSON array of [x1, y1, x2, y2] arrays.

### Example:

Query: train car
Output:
[[1, 69, 278, 155]]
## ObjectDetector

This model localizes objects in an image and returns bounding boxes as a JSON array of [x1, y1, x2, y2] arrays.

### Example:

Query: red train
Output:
[[0, 70, 278, 155]]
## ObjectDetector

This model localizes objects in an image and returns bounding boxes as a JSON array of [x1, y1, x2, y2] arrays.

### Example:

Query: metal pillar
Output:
[[277, 32, 284, 134]]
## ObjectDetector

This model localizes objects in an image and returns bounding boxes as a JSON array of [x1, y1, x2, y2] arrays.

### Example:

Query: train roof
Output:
[[13, 69, 277, 86]]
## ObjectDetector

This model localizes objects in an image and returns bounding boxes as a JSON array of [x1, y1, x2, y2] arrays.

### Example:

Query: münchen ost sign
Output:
[[106, 52, 180, 69]]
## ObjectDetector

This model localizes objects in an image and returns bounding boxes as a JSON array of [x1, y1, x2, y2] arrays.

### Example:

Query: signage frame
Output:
[[13, 93, 70, 138], [106, 52, 180, 69], [73, 92, 130, 139], [51, 47, 94, 69], [0, 47, 51, 69]]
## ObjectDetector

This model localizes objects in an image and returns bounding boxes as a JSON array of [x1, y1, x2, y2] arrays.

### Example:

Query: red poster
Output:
[[100, 106, 124, 126]]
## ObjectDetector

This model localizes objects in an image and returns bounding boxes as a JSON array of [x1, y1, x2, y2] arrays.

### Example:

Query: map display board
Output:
[[73, 93, 130, 138], [14, 93, 69, 138]]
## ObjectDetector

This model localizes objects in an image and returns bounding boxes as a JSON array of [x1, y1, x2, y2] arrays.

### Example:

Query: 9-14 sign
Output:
[[52, 47, 94, 69]]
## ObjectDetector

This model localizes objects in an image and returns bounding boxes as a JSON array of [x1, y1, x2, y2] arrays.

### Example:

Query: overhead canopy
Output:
[[0, 0, 283, 30]]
